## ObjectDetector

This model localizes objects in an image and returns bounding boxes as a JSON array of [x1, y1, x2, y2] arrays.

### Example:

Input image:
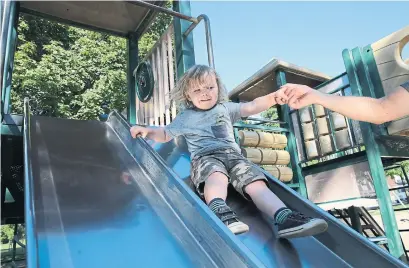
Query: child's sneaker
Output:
[[277, 211, 328, 239], [215, 206, 249, 235]]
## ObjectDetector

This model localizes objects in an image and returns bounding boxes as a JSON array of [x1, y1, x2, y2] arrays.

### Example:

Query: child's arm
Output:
[[130, 126, 172, 143], [240, 91, 287, 117]]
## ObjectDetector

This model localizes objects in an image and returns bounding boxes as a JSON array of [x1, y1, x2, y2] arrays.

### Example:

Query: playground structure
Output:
[[1, 1, 409, 267], [227, 24, 409, 260]]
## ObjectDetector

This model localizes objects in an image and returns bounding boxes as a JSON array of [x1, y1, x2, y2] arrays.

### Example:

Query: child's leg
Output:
[[203, 172, 249, 234], [203, 172, 228, 203], [191, 154, 249, 235], [244, 180, 286, 216], [230, 159, 328, 239]]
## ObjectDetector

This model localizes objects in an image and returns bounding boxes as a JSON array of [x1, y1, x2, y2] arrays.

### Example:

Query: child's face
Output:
[[187, 74, 219, 110]]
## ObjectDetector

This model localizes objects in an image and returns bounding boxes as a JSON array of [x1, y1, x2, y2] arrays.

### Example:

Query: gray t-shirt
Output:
[[165, 102, 242, 159]]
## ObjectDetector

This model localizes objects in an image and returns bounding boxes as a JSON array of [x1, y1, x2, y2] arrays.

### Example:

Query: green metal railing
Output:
[[276, 70, 308, 197], [342, 46, 405, 260], [279, 44, 407, 260], [288, 73, 365, 166], [327, 206, 390, 251], [385, 164, 409, 260]]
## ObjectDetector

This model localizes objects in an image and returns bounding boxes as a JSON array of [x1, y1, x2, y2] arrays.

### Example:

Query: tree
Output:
[[1, 224, 25, 245], [138, 1, 172, 61], [1, 225, 15, 244], [16, 15, 73, 61], [385, 161, 409, 179], [260, 106, 279, 127], [11, 26, 128, 120], [11, 2, 172, 120]]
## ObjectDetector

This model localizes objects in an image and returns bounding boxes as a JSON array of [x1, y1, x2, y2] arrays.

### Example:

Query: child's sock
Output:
[[208, 198, 249, 235], [208, 198, 227, 214], [208, 198, 237, 225], [274, 207, 292, 224]]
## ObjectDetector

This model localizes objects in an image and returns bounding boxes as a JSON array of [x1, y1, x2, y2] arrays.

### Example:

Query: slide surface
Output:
[[23, 111, 407, 268]]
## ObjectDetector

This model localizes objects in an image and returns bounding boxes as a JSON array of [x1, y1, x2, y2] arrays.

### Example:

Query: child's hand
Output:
[[130, 126, 150, 138], [279, 84, 321, 109], [272, 89, 289, 105], [121, 172, 132, 185]]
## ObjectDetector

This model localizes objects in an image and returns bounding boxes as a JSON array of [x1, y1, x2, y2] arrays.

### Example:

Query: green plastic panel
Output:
[[172, 1, 195, 78], [127, 33, 138, 125]]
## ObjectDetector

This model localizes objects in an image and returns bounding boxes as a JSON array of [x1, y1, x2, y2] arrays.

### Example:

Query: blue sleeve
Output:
[[164, 112, 185, 139], [223, 102, 243, 123]]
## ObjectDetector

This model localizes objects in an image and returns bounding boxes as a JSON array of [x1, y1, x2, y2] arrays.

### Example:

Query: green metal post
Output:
[[233, 127, 240, 145], [172, 1, 195, 78], [343, 48, 405, 260], [2, 1, 18, 115], [127, 32, 138, 125], [276, 70, 307, 197]]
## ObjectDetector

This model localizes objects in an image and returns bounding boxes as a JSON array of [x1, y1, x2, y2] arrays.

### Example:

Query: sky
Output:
[[189, 1, 409, 91]]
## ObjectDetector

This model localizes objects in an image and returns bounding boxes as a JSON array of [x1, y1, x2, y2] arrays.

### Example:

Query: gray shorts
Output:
[[190, 148, 268, 200]]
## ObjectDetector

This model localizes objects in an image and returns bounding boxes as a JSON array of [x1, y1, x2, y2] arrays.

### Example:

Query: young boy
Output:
[[130, 65, 328, 238]]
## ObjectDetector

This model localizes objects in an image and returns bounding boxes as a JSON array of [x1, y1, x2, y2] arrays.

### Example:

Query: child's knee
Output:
[[207, 171, 228, 184], [245, 180, 268, 195]]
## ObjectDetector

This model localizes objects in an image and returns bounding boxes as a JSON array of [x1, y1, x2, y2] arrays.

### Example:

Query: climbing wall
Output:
[[238, 130, 294, 183], [371, 25, 409, 136]]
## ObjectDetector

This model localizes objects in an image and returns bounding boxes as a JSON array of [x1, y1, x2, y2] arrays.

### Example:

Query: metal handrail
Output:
[[244, 116, 286, 125], [183, 14, 214, 68], [129, 1, 215, 69], [23, 97, 38, 267], [128, 0, 199, 23], [1, 0, 12, 92]]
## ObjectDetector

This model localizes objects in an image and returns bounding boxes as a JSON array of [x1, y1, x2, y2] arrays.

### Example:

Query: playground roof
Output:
[[19, 1, 166, 37], [228, 59, 331, 102]]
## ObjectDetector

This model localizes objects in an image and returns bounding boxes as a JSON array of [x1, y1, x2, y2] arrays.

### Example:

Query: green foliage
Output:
[[16, 15, 73, 61], [138, 1, 172, 61], [1, 226, 13, 244], [385, 161, 409, 178], [1, 225, 25, 244], [260, 106, 280, 127], [11, 14, 127, 120], [262, 107, 278, 120], [11, 1, 172, 120]]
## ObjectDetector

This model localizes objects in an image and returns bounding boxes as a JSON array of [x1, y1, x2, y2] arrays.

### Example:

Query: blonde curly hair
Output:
[[169, 65, 228, 110]]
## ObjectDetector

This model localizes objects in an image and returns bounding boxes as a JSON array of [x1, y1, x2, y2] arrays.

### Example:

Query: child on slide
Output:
[[130, 65, 328, 238]]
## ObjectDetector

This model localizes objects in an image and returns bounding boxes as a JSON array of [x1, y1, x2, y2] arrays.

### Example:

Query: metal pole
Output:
[[183, 14, 215, 68], [2, 0, 17, 115], [1, 0, 11, 98], [12, 223, 17, 262], [23, 97, 38, 267], [276, 70, 308, 197], [172, 1, 195, 78], [128, 1, 214, 69], [245, 117, 286, 125], [127, 0, 198, 23]]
